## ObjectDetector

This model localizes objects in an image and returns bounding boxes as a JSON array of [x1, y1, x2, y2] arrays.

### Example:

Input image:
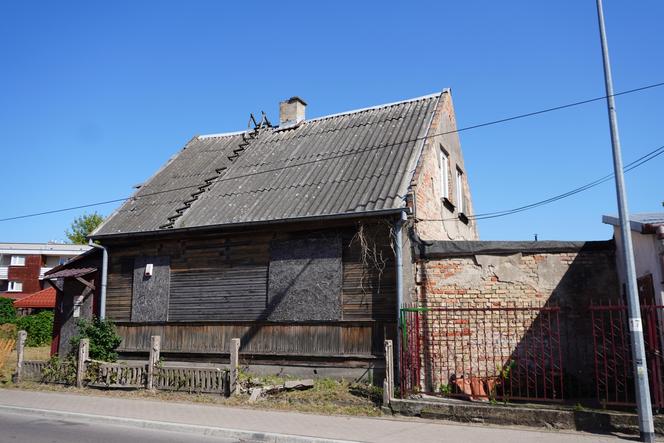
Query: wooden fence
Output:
[[22, 360, 48, 382], [13, 331, 238, 397], [155, 366, 227, 394]]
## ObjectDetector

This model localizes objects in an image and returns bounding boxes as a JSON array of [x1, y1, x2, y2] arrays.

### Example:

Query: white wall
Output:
[[614, 226, 664, 305]]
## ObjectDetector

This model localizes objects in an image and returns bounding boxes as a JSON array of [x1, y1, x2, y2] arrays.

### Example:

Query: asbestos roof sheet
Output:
[[94, 93, 441, 237], [13, 287, 56, 309]]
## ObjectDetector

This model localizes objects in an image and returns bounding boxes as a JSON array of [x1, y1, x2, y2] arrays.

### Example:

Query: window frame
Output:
[[439, 146, 450, 200], [456, 168, 465, 214], [10, 255, 25, 266], [8, 281, 23, 292]]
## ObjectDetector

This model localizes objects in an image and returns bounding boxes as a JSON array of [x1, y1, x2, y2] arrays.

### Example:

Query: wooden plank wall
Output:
[[342, 223, 396, 321], [106, 222, 395, 324], [104, 220, 398, 358], [116, 321, 396, 358]]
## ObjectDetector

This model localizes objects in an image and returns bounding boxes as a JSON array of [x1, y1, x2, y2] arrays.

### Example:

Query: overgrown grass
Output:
[[8, 375, 383, 417]]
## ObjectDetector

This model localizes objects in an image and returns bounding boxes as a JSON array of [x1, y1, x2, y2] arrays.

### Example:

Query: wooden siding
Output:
[[106, 257, 133, 321], [104, 222, 396, 325], [169, 267, 268, 321], [116, 321, 396, 358], [342, 225, 396, 321]]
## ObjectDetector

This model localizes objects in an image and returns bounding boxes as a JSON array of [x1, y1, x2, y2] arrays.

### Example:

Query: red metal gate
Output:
[[400, 304, 563, 402], [590, 301, 664, 409]]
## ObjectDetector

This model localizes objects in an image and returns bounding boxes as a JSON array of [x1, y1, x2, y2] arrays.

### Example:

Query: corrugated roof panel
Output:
[[95, 93, 442, 236]]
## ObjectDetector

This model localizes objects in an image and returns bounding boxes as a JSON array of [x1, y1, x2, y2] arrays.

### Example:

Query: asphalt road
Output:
[[0, 410, 242, 443]]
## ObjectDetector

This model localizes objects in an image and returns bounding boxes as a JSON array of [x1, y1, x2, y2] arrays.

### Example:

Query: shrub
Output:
[[0, 298, 16, 325], [41, 356, 77, 385], [15, 311, 53, 347], [70, 317, 122, 362]]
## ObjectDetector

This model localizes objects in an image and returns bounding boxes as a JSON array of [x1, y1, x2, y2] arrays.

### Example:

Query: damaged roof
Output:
[[93, 92, 443, 237]]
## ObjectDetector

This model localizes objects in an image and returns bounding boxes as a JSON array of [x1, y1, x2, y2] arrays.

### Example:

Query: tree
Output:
[[65, 212, 104, 244]]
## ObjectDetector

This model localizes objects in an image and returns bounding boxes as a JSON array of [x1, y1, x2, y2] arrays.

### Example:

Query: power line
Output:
[[1, 80, 663, 224], [421, 143, 664, 223], [3, 142, 661, 225]]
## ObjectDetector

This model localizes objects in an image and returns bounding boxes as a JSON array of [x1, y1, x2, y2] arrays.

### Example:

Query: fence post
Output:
[[14, 330, 27, 383], [76, 338, 89, 388], [230, 338, 240, 396], [147, 335, 161, 390], [383, 339, 394, 406]]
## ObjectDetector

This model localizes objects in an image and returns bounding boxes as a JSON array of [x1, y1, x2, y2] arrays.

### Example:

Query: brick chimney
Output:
[[279, 96, 307, 127]]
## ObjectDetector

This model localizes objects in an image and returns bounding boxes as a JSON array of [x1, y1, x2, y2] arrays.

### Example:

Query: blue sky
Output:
[[1, 1, 662, 242]]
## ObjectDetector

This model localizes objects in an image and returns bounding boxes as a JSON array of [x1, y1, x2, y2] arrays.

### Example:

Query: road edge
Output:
[[0, 404, 357, 443]]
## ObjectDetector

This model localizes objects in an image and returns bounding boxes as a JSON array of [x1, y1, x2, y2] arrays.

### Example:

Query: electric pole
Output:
[[595, 1, 655, 441]]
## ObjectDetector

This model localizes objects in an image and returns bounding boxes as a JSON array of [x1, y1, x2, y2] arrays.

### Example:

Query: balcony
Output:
[[39, 267, 54, 279]]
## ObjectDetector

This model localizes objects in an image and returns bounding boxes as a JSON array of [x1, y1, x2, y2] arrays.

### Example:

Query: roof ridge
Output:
[[197, 129, 248, 140], [304, 90, 444, 124], [196, 91, 445, 139]]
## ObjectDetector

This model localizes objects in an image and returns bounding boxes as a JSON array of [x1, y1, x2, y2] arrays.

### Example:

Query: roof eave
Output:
[[90, 207, 409, 241]]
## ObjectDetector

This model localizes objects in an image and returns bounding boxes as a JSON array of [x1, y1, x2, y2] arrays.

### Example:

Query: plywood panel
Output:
[[267, 235, 342, 321]]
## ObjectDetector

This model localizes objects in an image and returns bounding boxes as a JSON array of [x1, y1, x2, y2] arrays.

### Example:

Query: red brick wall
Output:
[[7, 254, 43, 296], [411, 247, 620, 396]]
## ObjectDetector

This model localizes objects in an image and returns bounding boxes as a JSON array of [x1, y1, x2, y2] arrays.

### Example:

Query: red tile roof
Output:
[[13, 287, 56, 309]]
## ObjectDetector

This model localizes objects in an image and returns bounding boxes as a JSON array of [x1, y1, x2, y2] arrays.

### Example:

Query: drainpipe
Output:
[[88, 240, 108, 320], [394, 211, 407, 378]]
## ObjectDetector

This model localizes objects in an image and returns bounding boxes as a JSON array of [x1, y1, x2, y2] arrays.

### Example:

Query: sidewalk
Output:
[[0, 388, 621, 442]]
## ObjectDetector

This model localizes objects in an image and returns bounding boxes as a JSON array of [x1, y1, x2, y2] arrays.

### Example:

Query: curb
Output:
[[0, 404, 357, 443]]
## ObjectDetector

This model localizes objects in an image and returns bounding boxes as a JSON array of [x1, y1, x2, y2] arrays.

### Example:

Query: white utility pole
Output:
[[595, 1, 655, 441]]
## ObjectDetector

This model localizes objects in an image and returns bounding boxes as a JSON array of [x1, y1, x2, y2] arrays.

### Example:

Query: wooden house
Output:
[[52, 91, 477, 378]]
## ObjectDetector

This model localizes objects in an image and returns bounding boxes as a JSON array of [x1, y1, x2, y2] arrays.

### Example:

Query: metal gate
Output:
[[590, 301, 664, 409], [400, 304, 564, 402]]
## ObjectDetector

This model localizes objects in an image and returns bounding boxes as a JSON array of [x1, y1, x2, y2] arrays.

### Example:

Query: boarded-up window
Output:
[[132, 256, 170, 322], [168, 266, 268, 321], [267, 235, 342, 321]]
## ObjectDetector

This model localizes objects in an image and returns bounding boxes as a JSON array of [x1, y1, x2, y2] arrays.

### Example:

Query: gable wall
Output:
[[411, 91, 478, 241]]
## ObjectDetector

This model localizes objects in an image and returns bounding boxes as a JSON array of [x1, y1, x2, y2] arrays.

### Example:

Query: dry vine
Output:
[[350, 222, 392, 295]]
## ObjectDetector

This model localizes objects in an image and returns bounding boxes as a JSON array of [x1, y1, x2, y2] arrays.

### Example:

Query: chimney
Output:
[[279, 96, 307, 127]]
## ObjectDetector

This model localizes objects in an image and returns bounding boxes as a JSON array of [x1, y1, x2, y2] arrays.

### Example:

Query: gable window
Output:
[[8, 281, 23, 292], [456, 168, 465, 214], [10, 255, 25, 266], [439, 147, 450, 200]]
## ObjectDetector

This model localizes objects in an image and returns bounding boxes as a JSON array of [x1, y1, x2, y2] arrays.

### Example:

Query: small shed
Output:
[[44, 248, 102, 356], [603, 213, 664, 305]]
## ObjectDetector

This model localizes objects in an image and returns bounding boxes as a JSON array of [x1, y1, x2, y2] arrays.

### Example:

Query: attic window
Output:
[[439, 147, 450, 200], [456, 168, 465, 214]]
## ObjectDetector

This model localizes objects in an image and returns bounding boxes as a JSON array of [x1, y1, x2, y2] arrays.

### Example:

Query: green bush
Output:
[[70, 317, 122, 362], [15, 311, 53, 347], [0, 297, 16, 325], [41, 356, 77, 385]]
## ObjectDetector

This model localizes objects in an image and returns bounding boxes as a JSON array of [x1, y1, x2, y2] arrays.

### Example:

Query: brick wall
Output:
[[409, 242, 620, 397], [411, 91, 478, 241], [7, 254, 43, 296]]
